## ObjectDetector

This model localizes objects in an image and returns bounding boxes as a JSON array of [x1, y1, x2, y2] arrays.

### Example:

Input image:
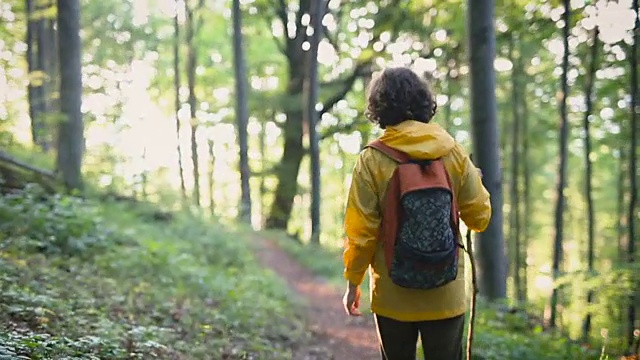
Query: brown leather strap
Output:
[[366, 140, 410, 163]]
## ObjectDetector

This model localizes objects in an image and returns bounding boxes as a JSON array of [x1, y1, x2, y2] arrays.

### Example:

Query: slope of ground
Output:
[[0, 186, 307, 359]]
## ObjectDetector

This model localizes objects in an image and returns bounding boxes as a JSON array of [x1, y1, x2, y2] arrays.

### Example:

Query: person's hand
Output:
[[343, 283, 362, 316]]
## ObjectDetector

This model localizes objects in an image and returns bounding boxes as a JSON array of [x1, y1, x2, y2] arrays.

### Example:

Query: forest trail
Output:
[[253, 236, 380, 360]]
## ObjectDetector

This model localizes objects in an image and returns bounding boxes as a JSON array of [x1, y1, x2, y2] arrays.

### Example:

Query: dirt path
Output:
[[253, 236, 380, 360]]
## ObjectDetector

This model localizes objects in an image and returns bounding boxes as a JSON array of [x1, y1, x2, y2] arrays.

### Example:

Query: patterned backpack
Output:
[[366, 140, 462, 290]]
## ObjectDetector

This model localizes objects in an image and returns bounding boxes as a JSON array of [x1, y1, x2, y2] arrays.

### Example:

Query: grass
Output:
[[0, 185, 308, 359]]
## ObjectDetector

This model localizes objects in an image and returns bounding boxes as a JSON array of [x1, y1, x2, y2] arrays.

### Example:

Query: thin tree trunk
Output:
[[259, 118, 267, 228], [626, 0, 639, 349], [520, 76, 530, 302], [508, 33, 523, 304], [581, 26, 599, 342], [306, 0, 324, 243], [443, 60, 453, 133], [26, 0, 39, 147], [36, 3, 54, 152], [141, 147, 148, 200], [26, 0, 51, 151], [173, 1, 187, 201], [208, 139, 215, 217], [56, 0, 84, 191], [549, 0, 571, 329], [618, 150, 627, 262], [232, 0, 252, 224], [467, 0, 507, 299], [185, 0, 202, 206]]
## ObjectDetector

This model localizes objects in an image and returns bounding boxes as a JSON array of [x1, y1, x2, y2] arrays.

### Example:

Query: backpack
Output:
[[366, 139, 462, 290]]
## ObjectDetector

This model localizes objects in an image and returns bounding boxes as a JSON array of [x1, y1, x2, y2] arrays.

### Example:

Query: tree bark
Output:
[[581, 26, 599, 342], [508, 33, 523, 304], [306, 0, 324, 243], [173, 1, 187, 201], [520, 73, 530, 303], [232, 0, 252, 224], [208, 139, 215, 217], [55, 0, 84, 191], [548, 0, 571, 329], [266, 0, 311, 230], [185, 0, 202, 206], [466, 0, 507, 299], [259, 118, 268, 228], [626, 0, 639, 349], [26, 0, 39, 147], [26, 0, 53, 152]]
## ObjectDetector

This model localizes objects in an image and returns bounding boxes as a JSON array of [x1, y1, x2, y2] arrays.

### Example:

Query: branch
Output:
[[0, 151, 56, 178], [318, 61, 373, 117], [319, 120, 367, 140]]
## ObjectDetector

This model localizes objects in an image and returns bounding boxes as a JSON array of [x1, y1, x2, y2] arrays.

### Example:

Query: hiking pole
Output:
[[465, 226, 478, 360]]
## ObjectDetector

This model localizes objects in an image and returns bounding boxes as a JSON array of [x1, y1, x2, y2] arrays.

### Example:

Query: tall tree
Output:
[[508, 32, 523, 303], [264, 0, 405, 230], [626, 0, 639, 349], [56, 0, 84, 191], [26, 0, 41, 147], [581, 26, 599, 342], [548, 0, 571, 329], [232, 0, 252, 223], [26, 0, 56, 152], [208, 139, 215, 216], [467, 0, 507, 299], [173, 0, 187, 201], [185, 0, 204, 206], [306, 0, 324, 243], [520, 76, 530, 303]]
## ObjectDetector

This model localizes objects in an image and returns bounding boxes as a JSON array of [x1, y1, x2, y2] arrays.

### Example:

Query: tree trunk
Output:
[[56, 0, 84, 191], [520, 74, 530, 303], [36, 2, 55, 151], [626, 0, 639, 349], [208, 139, 215, 217], [548, 0, 571, 329], [259, 118, 268, 228], [26, 0, 39, 147], [140, 147, 148, 200], [26, 0, 52, 152], [185, 0, 201, 206], [443, 68, 453, 134], [466, 0, 507, 299], [306, 0, 324, 243], [266, 0, 308, 230], [266, 103, 304, 229], [508, 33, 523, 304], [581, 26, 599, 342], [232, 0, 252, 224], [173, 1, 187, 201]]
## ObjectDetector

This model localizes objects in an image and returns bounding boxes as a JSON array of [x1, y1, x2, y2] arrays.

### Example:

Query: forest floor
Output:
[[253, 236, 380, 360]]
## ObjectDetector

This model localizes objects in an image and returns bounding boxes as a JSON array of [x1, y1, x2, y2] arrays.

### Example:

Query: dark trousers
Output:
[[374, 314, 465, 360]]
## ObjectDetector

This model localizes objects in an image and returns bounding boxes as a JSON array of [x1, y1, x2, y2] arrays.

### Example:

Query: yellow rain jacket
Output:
[[343, 120, 492, 322]]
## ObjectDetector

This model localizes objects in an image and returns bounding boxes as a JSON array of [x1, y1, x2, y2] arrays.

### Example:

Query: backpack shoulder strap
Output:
[[365, 139, 410, 163]]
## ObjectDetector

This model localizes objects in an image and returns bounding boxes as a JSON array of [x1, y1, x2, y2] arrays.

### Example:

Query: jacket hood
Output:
[[378, 120, 455, 159]]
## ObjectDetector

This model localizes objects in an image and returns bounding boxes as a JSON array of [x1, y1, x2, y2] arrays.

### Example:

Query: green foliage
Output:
[[0, 184, 116, 257], [470, 303, 600, 360], [0, 189, 306, 359]]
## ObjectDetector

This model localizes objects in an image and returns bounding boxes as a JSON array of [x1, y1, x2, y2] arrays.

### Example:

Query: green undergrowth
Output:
[[0, 184, 307, 359], [262, 230, 602, 360]]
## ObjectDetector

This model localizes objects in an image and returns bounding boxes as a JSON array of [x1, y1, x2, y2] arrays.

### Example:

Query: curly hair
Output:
[[365, 67, 438, 129]]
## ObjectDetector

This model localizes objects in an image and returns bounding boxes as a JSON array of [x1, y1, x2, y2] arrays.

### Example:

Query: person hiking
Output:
[[342, 66, 492, 360]]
